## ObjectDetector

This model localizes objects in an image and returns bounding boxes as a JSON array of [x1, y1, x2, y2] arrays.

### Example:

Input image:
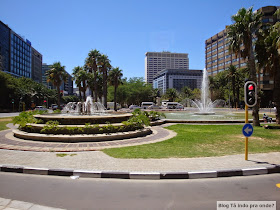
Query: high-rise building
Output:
[[205, 6, 279, 89], [42, 63, 73, 96], [32, 47, 42, 83], [42, 63, 53, 88], [0, 21, 10, 72], [145, 51, 189, 84], [153, 69, 202, 94], [0, 20, 42, 80]]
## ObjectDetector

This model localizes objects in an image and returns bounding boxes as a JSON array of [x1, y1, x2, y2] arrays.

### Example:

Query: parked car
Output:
[[34, 106, 48, 111], [51, 104, 58, 110], [129, 105, 142, 110], [147, 104, 162, 109]]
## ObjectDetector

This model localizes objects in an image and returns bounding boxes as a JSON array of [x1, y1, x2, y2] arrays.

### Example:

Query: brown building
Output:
[[205, 6, 279, 96]]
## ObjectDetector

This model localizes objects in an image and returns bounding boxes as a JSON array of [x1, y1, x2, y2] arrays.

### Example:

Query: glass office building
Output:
[[0, 21, 10, 72], [0, 20, 42, 80], [10, 31, 32, 78]]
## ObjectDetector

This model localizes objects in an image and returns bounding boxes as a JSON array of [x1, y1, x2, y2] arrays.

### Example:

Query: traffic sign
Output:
[[242, 123, 253, 137]]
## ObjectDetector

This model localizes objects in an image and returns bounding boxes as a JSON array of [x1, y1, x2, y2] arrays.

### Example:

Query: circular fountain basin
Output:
[[193, 112, 216, 115], [34, 113, 132, 125], [164, 110, 245, 121]]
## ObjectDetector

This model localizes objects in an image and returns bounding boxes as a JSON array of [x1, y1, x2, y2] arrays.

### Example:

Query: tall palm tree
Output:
[[256, 22, 280, 123], [72, 66, 83, 101], [226, 65, 238, 108], [46, 62, 68, 108], [98, 54, 111, 108], [86, 49, 101, 102], [165, 88, 178, 102], [75, 67, 88, 101], [108, 67, 123, 111], [227, 7, 262, 126]]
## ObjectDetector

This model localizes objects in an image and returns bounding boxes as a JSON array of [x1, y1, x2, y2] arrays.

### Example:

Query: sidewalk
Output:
[[0, 148, 280, 179], [0, 125, 280, 179], [0, 197, 64, 210]]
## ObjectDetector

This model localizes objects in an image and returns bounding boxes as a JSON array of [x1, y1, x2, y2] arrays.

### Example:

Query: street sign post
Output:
[[243, 124, 253, 137], [243, 81, 257, 160]]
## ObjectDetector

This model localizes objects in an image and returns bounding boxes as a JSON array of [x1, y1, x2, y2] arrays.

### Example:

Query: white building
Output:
[[153, 69, 202, 94], [145, 51, 189, 84]]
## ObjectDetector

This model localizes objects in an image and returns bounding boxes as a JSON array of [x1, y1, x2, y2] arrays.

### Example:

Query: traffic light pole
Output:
[[245, 104, 248, 160]]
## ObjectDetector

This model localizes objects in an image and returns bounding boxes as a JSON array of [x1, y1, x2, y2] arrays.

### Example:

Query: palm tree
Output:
[[72, 66, 83, 101], [46, 62, 68, 108], [165, 88, 178, 102], [108, 67, 123, 111], [227, 7, 262, 126], [256, 21, 280, 123], [226, 65, 238, 108], [86, 49, 101, 102], [98, 54, 111, 108], [76, 68, 89, 101]]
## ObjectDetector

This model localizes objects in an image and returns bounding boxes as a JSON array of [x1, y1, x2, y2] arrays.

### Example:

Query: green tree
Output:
[[46, 62, 68, 108], [227, 7, 262, 126], [86, 49, 101, 102], [165, 88, 178, 102], [181, 86, 193, 99], [72, 66, 83, 101], [108, 67, 123, 111], [98, 54, 111, 108], [226, 65, 238, 107], [256, 21, 280, 123]]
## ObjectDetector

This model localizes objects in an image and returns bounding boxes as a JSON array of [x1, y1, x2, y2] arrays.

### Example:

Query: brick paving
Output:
[[0, 125, 176, 152]]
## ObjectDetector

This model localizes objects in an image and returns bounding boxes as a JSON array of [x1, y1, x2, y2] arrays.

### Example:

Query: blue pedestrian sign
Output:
[[242, 123, 253, 137]]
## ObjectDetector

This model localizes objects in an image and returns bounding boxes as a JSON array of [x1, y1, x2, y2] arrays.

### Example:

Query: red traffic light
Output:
[[44, 100, 47, 103], [244, 81, 257, 107]]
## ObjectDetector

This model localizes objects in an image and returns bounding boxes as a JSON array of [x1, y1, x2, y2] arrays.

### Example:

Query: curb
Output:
[[13, 128, 152, 142], [1, 164, 279, 180]]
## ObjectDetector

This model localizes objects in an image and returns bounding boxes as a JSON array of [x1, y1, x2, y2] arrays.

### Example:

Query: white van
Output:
[[107, 102, 121, 110], [141, 102, 154, 109], [166, 102, 184, 109]]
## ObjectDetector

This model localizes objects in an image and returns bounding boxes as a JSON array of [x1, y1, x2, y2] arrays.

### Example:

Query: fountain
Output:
[[12, 96, 153, 142], [191, 69, 225, 115], [62, 96, 106, 115]]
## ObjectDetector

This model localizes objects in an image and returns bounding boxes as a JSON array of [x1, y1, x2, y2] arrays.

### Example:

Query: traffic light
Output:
[[244, 81, 257, 107]]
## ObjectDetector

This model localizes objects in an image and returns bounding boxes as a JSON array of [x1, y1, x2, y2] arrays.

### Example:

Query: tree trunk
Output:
[[78, 88, 82, 101], [248, 43, 260, 126], [274, 61, 280, 124], [56, 86, 60, 108], [114, 82, 117, 111], [103, 69, 107, 109], [232, 78, 236, 108], [93, 66, 98, 102]]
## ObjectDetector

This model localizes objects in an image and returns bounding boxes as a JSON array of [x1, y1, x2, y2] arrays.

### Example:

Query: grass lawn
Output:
[[103, 124, 280, 159], [0, 118, 13, 131]]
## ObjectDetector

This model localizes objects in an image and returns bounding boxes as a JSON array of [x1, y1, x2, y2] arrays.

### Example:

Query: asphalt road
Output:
[[0, 173, 279, 210], [0, 112, 20, 118]]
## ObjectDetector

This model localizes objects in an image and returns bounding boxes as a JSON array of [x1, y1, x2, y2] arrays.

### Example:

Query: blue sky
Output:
[[0, 0, 279, 79]]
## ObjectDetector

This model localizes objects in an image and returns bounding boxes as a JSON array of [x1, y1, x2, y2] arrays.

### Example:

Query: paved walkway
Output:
[[0, 197, 64, 210], [0, 124, 279, 179], [0, 124, 176, 152]]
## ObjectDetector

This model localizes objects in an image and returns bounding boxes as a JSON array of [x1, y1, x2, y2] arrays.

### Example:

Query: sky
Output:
[[0, 0, 279, 80]]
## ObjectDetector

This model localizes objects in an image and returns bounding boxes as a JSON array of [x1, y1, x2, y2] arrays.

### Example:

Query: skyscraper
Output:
[[205, 6, 279, 89], [0, 20, 42, 80], [145, 51, 189, 84]]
